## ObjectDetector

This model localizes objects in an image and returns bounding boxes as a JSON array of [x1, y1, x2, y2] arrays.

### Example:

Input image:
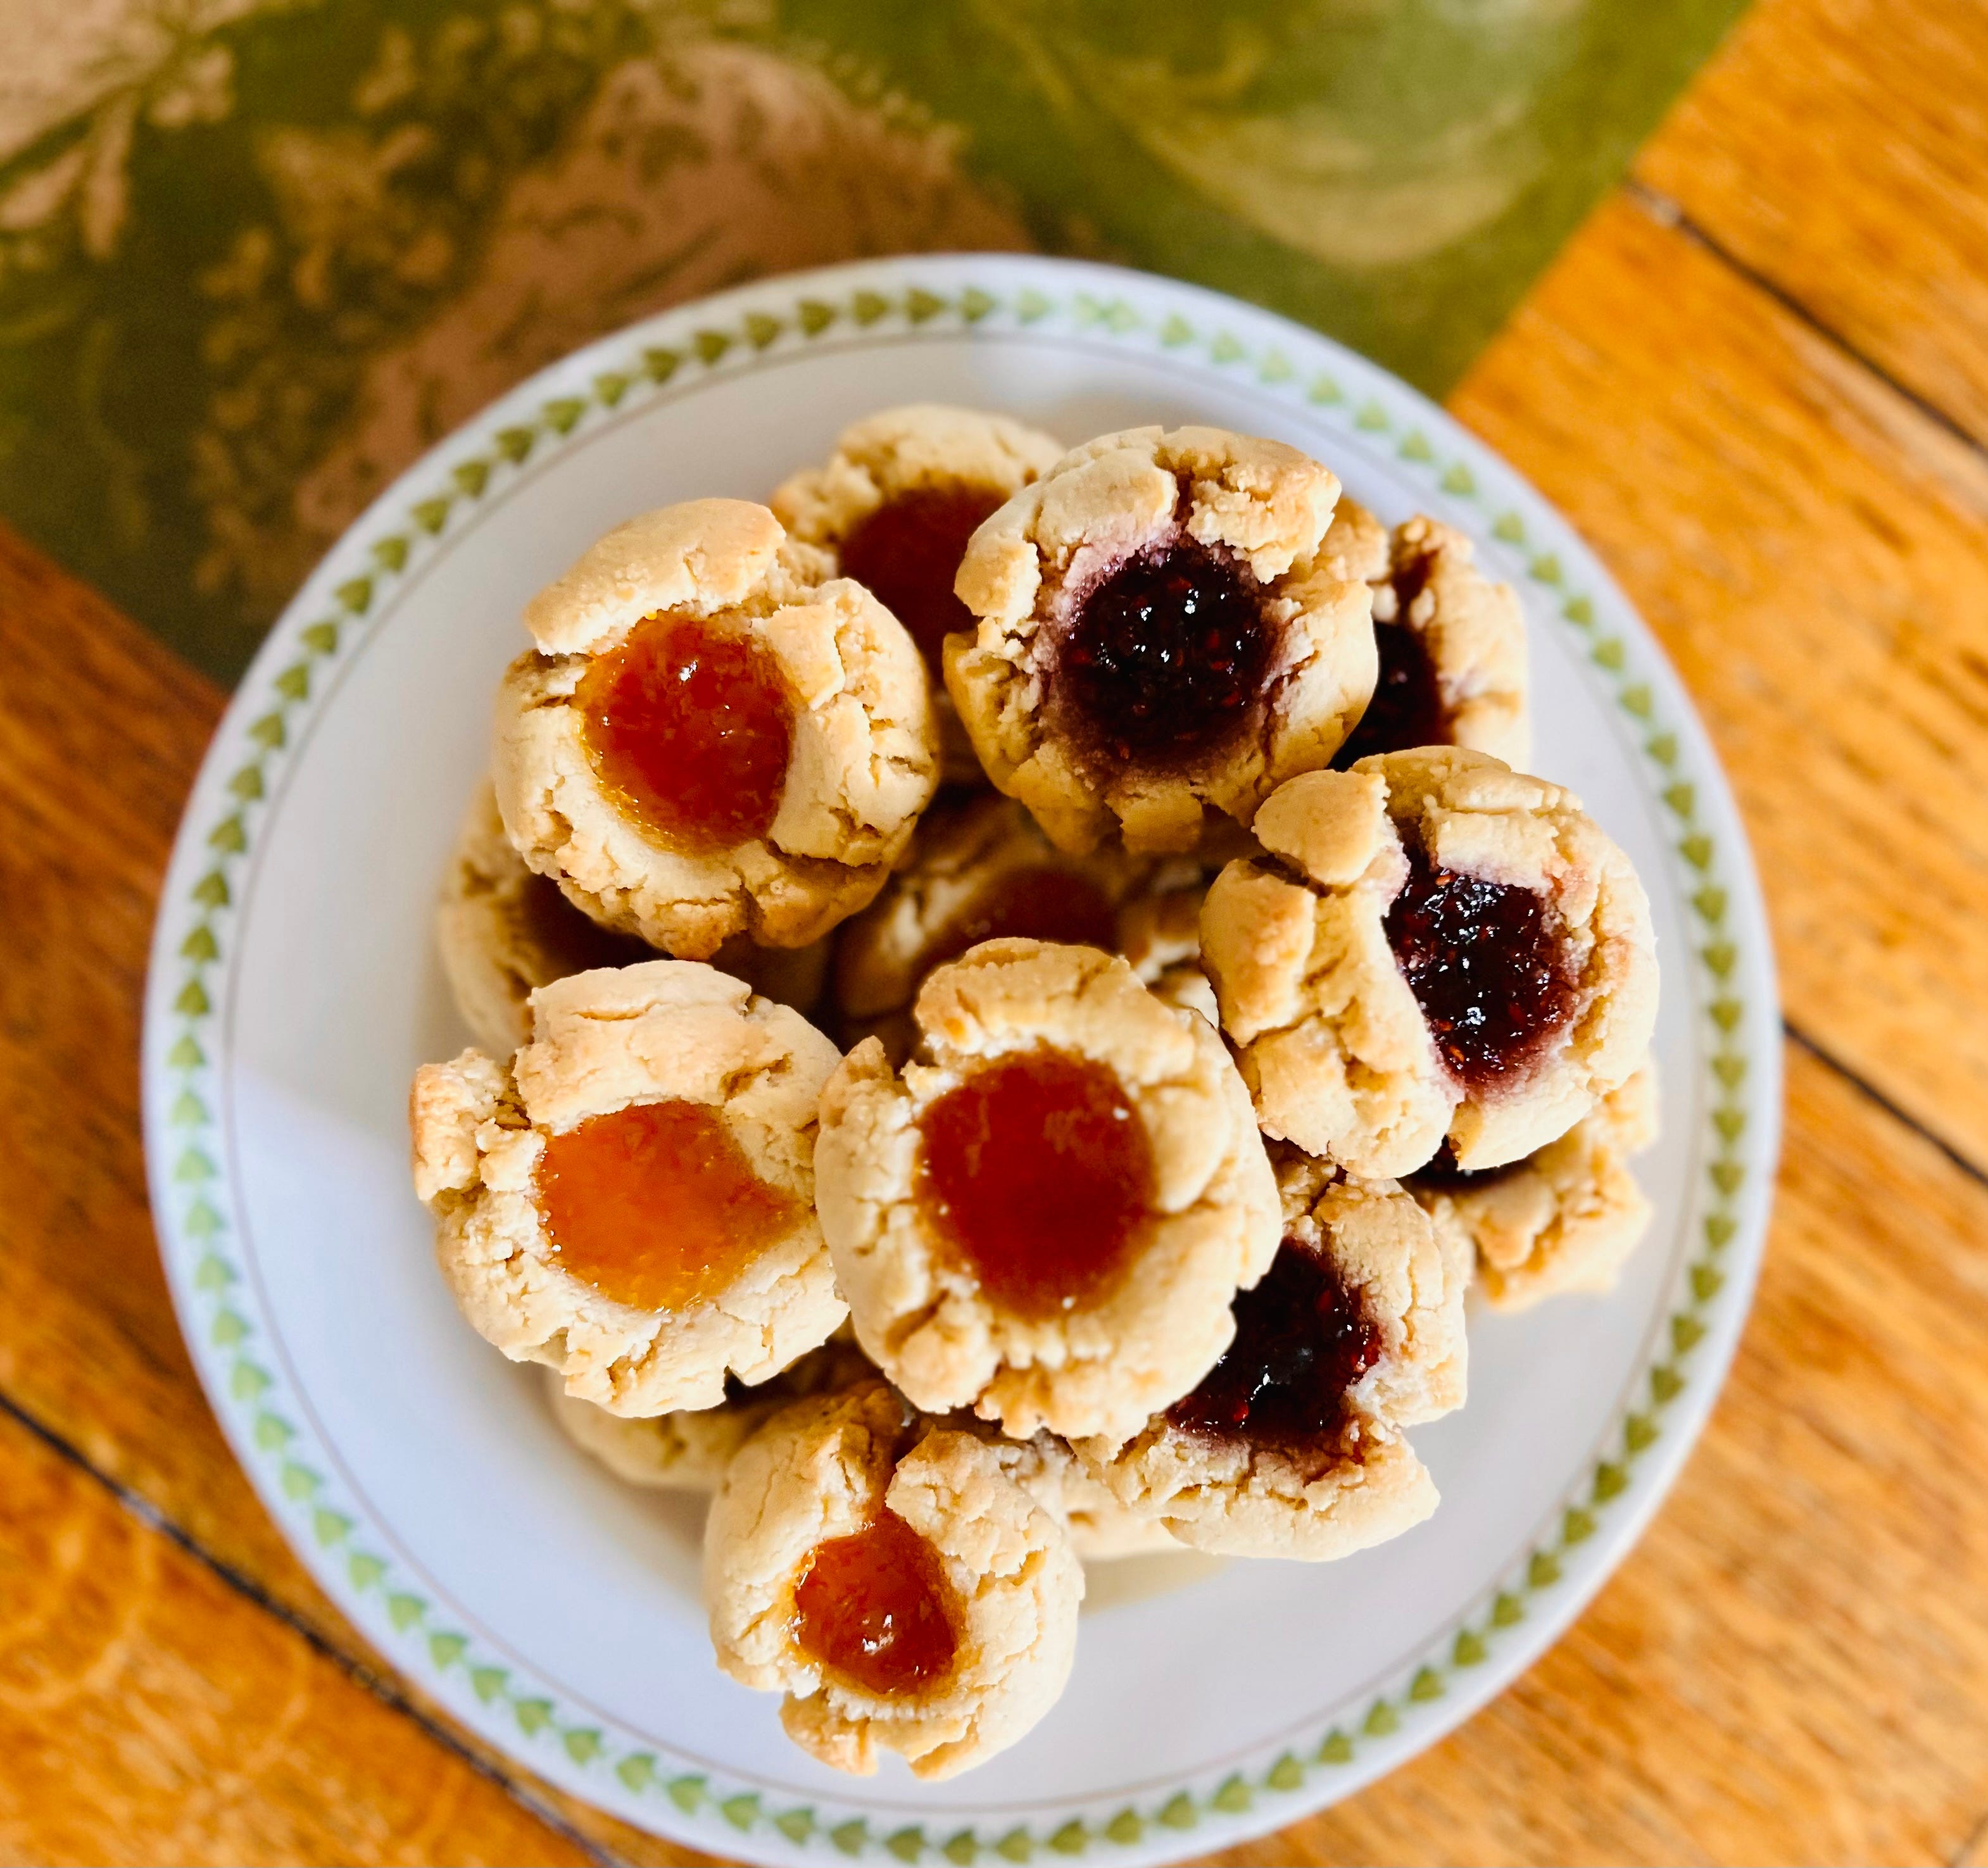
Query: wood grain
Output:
[[0, 1407, 595, 1867], [0, 539, 305, 1596], [1450, 190, 1988, 1168], [1217, 1041, 1988, 1865], [8, 515, 1988, 1864], [1638, 0, 1988, 447], [9, 0, 1988, 1845], [0, 529, 712, 1868]]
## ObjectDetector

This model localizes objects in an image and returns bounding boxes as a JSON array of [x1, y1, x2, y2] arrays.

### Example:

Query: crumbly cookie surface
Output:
[[1201, 751, 1656, 1175], [1388, 516, 1530, 764], [410, 960, 846, 1415], [493, 498, 938, 958], [541, 1330, 874, 1492], [703, 1381, 1083, 1779], [1113, 874, 1218, 1027], [1273, 1154, 1469, 1427], [1078, 1168, 1462, 1560], [940, 1415, 1178, 1560], [772, 404, 1065, 549], [1199, 767, 1450, 1177], [774, 406, 1064, 784], [1338, 515, 1530, 768], [1413, 1063, 1659, 1310], [437, 778, 827, 1054], [1312, 495, 1390, 585], [814, 939, 1281, 1441], [831, 793, 1180, 1049], [437, 778, 654, 1056], [944, 425, 1375, 855], [1368, 746, 1656, 1167]]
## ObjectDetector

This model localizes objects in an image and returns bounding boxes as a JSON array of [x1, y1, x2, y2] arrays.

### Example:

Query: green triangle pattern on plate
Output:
[[151, 267, 1758, 1862]]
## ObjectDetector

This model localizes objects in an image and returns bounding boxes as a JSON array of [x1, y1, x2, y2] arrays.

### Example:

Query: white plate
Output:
[[142, 254, 1780, 1866]]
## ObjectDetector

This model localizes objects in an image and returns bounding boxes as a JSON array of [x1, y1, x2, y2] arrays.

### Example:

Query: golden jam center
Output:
[[793, 1508, 959, 1696], [576, 611, 793, 854], [914, 1045, 1157, 1319], [534, 1100, 798, 1313]]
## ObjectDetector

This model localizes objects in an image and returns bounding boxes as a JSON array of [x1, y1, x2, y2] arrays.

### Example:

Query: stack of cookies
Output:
[[410, 407, 1660, 1780]]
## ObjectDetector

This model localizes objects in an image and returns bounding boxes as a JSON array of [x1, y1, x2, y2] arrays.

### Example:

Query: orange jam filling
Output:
[[924, 865, 1119, 975], [576, 611, 793, 853], [793, 1508, 958, 1696], [915, 1046, 1157, 1319], [838, 483, 1007, 673], [534, 1100, 798, 1312]]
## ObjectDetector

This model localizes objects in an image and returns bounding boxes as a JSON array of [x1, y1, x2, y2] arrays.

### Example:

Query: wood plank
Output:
[[0, 531, 304, 1595], [1449, 191, 1988, 1169], [1220, 1039, 1988, 1864], [1637, 0, 1988, 448], [12, 147, 1988, 1862], [0, 523, 712, 1868], [0, 1407, 598, 1868]]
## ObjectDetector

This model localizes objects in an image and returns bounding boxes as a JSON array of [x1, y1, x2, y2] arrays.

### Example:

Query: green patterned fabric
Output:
[[0, 0, 1743, 682]]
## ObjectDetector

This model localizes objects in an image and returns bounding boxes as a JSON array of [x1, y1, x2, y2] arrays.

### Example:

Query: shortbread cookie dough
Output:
[[1200, 749, 1656, 1176], [704, 1379, 1082, 1779], [1198, 768, 1451, 1178], [439, 777, 655, 1055], [410, 960, 845, 1415], [1078, 1164, 1462, 1560], [542, 1329, 874, 1491], [1002, 1436, 1178, 1561], [1335, 515, 1530, 769], [772, 404, 1063, 780], [438, 779, 827, 1053], [1411, 1063, 1658, 1310], [1114, 875, 1217, 1026], [942, 1416, 1178, 1560], [1311, 494, 1390, 585], [831, 794, 1169, 1055], [945, 425, 1376, 855], [493, 499, 938, 958], [815, 939, 1280, 1442]]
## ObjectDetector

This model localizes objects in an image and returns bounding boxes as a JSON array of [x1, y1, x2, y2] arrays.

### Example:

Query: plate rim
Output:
[[141, 250, 1782, 1866]]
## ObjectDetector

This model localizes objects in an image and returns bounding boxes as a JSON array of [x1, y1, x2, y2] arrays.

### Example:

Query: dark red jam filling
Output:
[[839, 484, 1007, 674], [1333, 618, 1447, 767], [1384, 847, 1576, 1091], [1053, 534, 1271, 770], [1167, 1239, 1381, 1447]]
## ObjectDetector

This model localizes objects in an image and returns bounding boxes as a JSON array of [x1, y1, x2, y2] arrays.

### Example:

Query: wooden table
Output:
[[6, 0, 1988, 1859]]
